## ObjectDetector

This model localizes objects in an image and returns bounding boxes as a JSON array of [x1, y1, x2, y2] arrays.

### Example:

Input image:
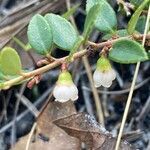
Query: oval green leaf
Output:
[[86, 0, 117, 33], [0, 47, 22, 75], [27, 14, 53, 55], [127, 0, 149, 34], [109, 39, 148, 64], [83, 4, 100, 42], [45, 14, 78, 51]]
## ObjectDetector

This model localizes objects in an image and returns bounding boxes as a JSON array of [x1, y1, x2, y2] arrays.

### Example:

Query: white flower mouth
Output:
[[93, 68, 116, 88], [53, 83, 78, 102]]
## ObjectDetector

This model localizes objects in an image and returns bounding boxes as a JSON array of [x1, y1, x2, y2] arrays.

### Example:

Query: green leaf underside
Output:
[[83, 4, 100, 42], [102, 29, 128, 40], [109, 39, 148, 64], [86, 0, 117, 33], [135, 15, 146, 34], [27, 14, 53, 55], [0, 47, 22, 75], [127, 0, 149, 34], [45, 14, 78, 51]]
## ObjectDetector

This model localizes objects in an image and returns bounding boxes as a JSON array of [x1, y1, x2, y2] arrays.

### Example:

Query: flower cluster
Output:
[[53, 70, 78, 102], [93, 56, 116, 88], [53, 56, 116, 102]]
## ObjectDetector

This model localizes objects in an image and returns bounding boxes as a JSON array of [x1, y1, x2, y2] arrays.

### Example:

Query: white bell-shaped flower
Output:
[[93, 56, 116, 88], [53, 71, 78, 102]]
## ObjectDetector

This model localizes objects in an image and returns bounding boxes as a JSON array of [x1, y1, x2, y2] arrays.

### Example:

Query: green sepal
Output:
[[57, 71, 73, 85], [96, 56, 111, 71]]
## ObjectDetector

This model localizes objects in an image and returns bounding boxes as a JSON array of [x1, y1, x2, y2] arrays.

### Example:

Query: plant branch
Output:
[[0, 50, 87, 90], [0, 33, 149, 90], [88, 33, 150, 48]]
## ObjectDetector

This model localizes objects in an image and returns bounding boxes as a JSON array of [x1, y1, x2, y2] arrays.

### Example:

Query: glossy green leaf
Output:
[[102, 29, 128, 40], [135, 15, 146, 34], [83, 4, 100, 42], [109, 39, 148, 64], [0, 47, 22, 75], [86, 0, 117, 33], [127, 0, 149, 34], [27, 14, 53, 55], [45, 14, 78, 51], [62, 4, 80, 19]]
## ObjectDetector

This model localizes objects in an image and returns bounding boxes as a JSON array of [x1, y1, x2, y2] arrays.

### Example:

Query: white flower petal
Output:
[[109, 69, 116, 80], [53, 85, 71, 102], [104, 71, 113, 82], [93, 69, 104, 87], [55, 98, 68, 103], [70, 84, 78, 101], [106, 69, 116, 81], [101, 69, 116, 88], [102, 80, 112, 88]]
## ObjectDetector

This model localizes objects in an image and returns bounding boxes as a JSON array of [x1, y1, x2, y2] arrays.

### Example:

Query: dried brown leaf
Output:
[[12, 101, 80, 150], [54, 113, 136, 150]]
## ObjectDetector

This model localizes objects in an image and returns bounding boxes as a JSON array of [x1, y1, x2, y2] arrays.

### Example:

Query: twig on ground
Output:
[[102, 87, 109, 117], [0, 86, 53, 134], [81, 80, 94, 116], [16, 94, 40, 117], [82, 77, 150, 95], [11, 83, 27, 147], [136, 95, 150, 122], [25, 123, 37, 150]]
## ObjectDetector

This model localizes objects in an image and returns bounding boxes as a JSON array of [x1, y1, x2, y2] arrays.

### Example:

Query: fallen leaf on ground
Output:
[[12, 101, 80, 150], [54, 113, 136, 150]]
